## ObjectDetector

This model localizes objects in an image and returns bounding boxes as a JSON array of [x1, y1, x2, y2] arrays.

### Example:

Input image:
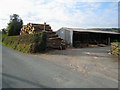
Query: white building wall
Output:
[[70, 31, 73, 46]]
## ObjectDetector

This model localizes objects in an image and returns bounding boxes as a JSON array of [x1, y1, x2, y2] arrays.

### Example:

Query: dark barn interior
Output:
[[73, 31, 119, 48]]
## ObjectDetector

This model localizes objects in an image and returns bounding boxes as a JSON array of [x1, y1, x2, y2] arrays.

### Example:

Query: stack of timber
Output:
[[20, 23, 66, 50], [20, 23, 52, 35], [46, 31, 66, 50]]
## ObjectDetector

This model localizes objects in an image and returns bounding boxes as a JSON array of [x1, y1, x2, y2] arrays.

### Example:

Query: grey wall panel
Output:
[[56, 29, 72, 45], [56, 29, 65, 39], [65, 30, 71, 45]]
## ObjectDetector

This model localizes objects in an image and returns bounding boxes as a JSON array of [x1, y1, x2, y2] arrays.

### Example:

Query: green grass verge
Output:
[[112, 42, 120, 44], [2, 31, 47, 53]]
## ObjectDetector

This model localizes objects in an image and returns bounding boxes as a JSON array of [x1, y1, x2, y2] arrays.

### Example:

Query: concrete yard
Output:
[[40, 46, 118, 84], [2, 44, 119, 88]]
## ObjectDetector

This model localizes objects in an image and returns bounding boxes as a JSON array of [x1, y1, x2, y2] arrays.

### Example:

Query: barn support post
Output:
[[99, 34, 101, 44], [108, 37, 111, 45], [70, 31, 73, 47]]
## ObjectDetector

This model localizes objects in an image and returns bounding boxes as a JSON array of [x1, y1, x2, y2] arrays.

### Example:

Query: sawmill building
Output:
[[56, 27, 119, 47]]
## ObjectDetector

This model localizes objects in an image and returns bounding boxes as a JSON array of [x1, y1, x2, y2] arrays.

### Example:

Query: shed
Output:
[[56, 27, 120, 47]]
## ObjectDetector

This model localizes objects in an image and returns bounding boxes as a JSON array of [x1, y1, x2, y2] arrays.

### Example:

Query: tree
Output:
[[2, 28, 7, 34], [7, 14, 23, 36]]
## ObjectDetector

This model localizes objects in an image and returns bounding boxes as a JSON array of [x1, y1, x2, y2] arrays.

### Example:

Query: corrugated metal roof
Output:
[[59, 27, 120, 34]]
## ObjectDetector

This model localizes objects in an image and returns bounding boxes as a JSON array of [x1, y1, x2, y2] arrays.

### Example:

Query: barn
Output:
[[56, 27, 119, 47]]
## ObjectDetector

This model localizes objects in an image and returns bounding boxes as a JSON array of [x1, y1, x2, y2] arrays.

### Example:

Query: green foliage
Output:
[[1, 34, 6, 42], [2, 28, 7, 34], [112, 42, 120, 44], [0, 31, 6, 42], [111, 42, 120, 56], [2, 31, 47, 53], [29, 31, 47, 53], [7, 14, 23, 36]]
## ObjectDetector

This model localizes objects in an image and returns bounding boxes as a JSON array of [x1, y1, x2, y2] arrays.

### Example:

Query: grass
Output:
[[2, 31, 47, 53], [112, 42, 120, 44]]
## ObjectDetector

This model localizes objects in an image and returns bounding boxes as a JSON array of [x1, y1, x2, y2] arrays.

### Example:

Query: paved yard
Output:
[[37, 46, 118, 83], [2, 45, 119, 88]]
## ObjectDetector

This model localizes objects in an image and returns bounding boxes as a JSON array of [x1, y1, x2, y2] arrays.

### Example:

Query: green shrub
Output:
[[0, 33, 5, 42], [111, 42, 120, 56]]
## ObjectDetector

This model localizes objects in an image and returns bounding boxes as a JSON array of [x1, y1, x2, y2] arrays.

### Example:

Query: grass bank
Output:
[[2, 31, 47, 53]]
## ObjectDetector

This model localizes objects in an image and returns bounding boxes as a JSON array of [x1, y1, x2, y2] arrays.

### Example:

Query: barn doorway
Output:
[[73, 31, 89, 48], [73, 31, 118, 48]]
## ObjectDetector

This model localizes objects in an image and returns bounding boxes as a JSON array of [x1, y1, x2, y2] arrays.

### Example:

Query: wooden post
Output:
[[99, 34, 101, 44], [108, 37, 110, 45], [44, 22, 46, 31]]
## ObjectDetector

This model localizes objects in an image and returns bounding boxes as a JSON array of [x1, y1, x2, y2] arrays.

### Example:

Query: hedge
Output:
[[2, 31, 47, 53], [111, 42, 120, 56]]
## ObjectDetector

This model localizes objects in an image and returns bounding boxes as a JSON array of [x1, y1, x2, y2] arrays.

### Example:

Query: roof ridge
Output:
[[58, 27, 120, 34]]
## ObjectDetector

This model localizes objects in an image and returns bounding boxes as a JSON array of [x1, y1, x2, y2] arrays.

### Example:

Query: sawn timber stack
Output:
[[20, 23, 66, 50]]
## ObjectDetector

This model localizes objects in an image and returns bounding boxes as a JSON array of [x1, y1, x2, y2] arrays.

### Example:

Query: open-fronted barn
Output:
[[56, 27, 119, 47]]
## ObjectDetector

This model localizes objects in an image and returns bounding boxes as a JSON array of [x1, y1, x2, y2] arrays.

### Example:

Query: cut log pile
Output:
[[46, 31, 66, 50], [20, 23, 52, 35], [20, 23, 66, 50]]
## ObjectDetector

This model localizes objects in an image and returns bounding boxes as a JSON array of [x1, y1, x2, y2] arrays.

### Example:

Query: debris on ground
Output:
[[98, 44, 107, 47]]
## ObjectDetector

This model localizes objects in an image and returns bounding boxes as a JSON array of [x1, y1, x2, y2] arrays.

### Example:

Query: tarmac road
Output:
[[1, 44, 118, 88]]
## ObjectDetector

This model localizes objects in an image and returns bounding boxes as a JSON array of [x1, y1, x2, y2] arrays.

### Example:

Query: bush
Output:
[[30, 31, 47, 53], [2, 28, 7, 34], [111, 42, 120, 56], [2, 31, 47, 53]]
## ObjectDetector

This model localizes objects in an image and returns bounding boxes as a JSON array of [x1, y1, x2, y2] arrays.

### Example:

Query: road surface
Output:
[[1, 44, 118, 88]]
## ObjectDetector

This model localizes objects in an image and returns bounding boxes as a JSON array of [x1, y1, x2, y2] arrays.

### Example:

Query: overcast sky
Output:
[[0, 0, 119, 31]]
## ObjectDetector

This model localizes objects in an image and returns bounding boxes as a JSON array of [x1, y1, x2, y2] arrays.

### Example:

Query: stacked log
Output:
[[46, 32, 66, 50], [20, 23, 52, 35]]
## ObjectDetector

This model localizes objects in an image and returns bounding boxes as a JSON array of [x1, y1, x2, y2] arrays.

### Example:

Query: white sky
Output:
[[0, 0, 119, 31]]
